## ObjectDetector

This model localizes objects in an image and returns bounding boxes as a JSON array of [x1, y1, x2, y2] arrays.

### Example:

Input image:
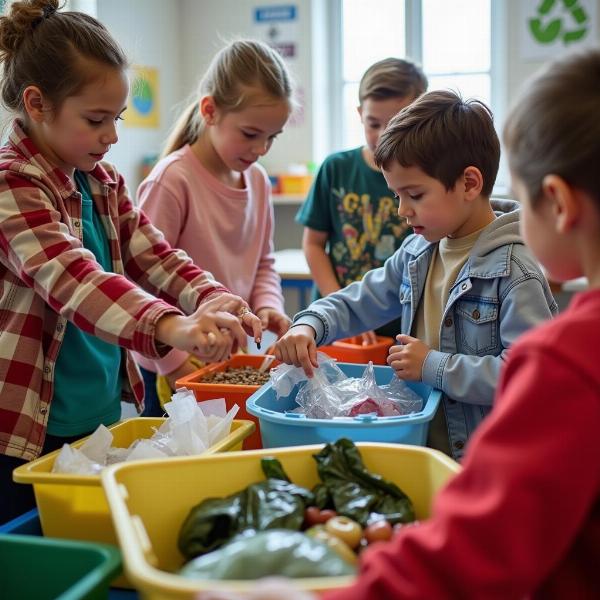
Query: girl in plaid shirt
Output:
[[0, 0, 261, 524]]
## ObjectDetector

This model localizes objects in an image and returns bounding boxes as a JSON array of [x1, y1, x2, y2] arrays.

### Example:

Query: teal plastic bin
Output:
[[0, 533, 121, 600], [246, 362, 441, 448]]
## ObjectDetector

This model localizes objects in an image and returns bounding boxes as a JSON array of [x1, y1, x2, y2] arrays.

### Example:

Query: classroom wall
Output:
[[4, 0, 600, 233], [504, 0, 600, 105], [179, 0, 318, 176], [96, 0, 183, 194]]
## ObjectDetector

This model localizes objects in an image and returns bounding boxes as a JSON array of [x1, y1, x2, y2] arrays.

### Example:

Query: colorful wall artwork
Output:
[[125, 66, 159, 128]]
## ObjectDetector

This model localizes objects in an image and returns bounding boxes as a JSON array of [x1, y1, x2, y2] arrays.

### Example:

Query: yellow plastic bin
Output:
[[12, 418, 255, 547], [101, 443, 460, 598]]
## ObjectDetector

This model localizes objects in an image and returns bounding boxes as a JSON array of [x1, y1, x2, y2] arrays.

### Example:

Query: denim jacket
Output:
[[294, 200, 558, 459]]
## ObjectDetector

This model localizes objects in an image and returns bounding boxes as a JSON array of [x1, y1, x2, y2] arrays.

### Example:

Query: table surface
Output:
[[273, 248, 311, 279], [560, 277, 587, 292]]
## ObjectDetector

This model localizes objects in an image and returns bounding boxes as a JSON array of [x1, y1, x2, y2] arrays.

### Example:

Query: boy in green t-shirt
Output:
[[296, 58, 427, 341]]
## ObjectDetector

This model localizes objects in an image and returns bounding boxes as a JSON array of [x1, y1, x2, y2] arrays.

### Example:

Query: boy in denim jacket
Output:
[[274, 90, 558, 460]]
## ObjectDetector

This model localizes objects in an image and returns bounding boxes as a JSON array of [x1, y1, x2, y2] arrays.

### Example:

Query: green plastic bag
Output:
[[180, 530, 356, 580], [313, 438, 415, 526], [178, 476, 314, 560]]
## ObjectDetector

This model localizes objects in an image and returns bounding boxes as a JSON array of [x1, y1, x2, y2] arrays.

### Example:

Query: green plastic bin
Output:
[[0, 533, 121, 600]]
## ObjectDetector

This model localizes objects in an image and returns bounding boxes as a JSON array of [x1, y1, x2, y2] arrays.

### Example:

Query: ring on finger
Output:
[[237, 306, 251, 318]]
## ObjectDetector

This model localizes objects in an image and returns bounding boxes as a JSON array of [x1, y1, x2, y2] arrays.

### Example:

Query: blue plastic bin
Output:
[[246, 362, 441, 448]]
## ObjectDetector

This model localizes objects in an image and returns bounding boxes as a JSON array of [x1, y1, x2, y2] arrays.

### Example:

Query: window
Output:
[[340, 0, 406, 149], [338, 0, 492, 150]]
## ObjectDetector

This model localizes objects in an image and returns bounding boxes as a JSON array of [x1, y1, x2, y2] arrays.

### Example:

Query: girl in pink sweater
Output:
[[135, 40, 293, 408]]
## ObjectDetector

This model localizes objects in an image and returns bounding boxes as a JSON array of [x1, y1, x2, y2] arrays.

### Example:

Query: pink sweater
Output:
[[135, 145, 284, 374]]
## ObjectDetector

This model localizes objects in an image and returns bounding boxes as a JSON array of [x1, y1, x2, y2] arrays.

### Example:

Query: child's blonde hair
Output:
[[503, 47, 600, 207], [163, 39, 293, 157], [359, 57, 427, 105], [0, 0, 127, 116]]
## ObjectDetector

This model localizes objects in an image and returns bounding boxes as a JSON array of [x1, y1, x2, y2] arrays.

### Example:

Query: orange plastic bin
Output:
[[176, 354, 274, 449], [319, 336, 394, 365]]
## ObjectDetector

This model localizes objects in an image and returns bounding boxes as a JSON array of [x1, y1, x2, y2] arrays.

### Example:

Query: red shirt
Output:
[[324, 289, 600, 600], [0, 121, 228, 460]]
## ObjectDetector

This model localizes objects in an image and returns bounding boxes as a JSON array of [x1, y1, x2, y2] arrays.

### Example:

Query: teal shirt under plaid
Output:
[[0, 120, 229, 460]]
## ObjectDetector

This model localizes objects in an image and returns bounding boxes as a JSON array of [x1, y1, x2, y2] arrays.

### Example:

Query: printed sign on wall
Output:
[[125, 66, 159, 129], [253, 4, 298, 59], [520, 0, 597, 61]]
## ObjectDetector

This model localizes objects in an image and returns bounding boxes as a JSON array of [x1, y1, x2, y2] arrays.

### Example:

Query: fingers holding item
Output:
[[387, 344, 406, 375], [388, 343, 405, 356], [241, 311, 263, 344], [201, 293, 244, 315], [295, 345, 315, 378], [396, 333, 415, 345], [257, 308, 271, 330], [191, 326, 233, 363], [307, 341, 318, 370], [212, 312, 249, 350], [273, 341, 286, 364]]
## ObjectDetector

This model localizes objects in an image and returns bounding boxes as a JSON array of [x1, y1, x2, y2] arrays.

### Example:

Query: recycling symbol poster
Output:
[[521, 0, 597, 60]]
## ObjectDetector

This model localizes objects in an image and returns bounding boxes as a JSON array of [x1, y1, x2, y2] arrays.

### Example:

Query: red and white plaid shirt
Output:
[[0, 121, 228, 460]]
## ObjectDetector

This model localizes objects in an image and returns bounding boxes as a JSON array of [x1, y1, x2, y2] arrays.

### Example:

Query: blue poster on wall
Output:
[[253, 4, 298, 59]]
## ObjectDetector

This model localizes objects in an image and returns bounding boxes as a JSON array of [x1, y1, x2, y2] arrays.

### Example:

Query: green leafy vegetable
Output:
[[313, 438, 415, 526]]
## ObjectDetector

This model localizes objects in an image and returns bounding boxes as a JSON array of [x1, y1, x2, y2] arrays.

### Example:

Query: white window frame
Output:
[[327, 0, 508, 189]]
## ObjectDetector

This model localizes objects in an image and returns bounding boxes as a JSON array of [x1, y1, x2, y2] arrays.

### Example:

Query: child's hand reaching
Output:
[[273, 325, 318, 377], [155, 293, 261, 363], [387, 334, 431, 381], [256, 308, 292, 338]]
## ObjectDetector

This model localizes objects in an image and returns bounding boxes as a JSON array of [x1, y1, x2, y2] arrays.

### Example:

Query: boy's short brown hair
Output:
[[374, 90, 500, 197], [358, 57, 427, 104]]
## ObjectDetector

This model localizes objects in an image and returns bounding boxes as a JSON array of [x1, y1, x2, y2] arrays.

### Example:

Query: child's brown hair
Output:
[[162, 39, 293, 157], [504, 47, 600, 207], [374, 89, 500, 197], [359, 57, 427, 104], [0, 0, 127, 116]]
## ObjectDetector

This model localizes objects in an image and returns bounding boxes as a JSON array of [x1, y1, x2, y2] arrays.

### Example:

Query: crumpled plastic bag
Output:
[[179, 530, 355, 580], [51, 389, 238, 474], [270, 353, 422, 419]]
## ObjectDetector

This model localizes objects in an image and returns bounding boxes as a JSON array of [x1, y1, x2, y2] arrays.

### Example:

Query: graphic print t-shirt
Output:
[[296, 147, 411, 298]]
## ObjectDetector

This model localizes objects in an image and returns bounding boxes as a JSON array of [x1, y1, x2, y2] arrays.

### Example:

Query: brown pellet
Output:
[[202, 366, 270, 386]]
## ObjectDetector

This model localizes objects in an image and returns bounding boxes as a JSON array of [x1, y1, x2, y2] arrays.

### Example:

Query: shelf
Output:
[[272, 193, 306, 205]]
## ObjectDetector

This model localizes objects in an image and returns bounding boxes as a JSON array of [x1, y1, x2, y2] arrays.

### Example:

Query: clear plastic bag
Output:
[[269, 352, 345, 398], [51, 390, 239, 474], [270, 353, 422, 419]]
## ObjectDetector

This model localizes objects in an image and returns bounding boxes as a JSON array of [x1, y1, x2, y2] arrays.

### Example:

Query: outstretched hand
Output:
[[272, 324, 319, 377]]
